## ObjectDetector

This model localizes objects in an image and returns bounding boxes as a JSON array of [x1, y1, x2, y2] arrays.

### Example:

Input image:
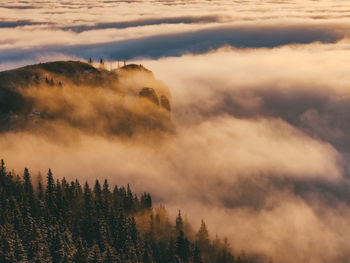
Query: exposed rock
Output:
[[139, 87, 160, 105], [160, 95, 171, 111]]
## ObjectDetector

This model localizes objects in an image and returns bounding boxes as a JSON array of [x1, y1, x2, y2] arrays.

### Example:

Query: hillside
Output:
[[0, 161, 239, 263], [0, 61, 172, 135]]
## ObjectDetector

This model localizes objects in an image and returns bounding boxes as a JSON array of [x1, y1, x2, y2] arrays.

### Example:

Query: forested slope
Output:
[[0, 160, 243, 263]]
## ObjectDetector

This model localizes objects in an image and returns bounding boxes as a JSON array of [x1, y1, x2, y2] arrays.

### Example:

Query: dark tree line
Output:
[[0, 160, 243, 263]]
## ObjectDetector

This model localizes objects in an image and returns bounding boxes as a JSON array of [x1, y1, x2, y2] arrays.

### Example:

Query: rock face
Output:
[[139, 87, 160, 106], [160, 95, 171, 111], [0, 61, 173, 135], [139, 87, 171, 113]]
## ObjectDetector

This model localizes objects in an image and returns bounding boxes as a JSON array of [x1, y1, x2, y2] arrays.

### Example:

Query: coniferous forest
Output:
[[0, 160, 242, 263]]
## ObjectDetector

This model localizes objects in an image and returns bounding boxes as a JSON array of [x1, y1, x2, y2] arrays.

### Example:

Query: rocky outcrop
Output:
[[139, 87, 160, 105], [139, 87, 171, 112], [160, 95, 171, 111], [0, 61, 173, 136]]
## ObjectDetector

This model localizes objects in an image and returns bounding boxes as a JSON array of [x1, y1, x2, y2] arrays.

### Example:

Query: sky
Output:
[[2, 1, 350, 262]]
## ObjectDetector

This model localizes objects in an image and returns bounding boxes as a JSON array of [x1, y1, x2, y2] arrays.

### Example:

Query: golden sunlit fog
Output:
[[1, 1, 350, 263]]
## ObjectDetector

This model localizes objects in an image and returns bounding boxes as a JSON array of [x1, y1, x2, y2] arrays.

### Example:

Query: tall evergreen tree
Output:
[[196, 220, 210, 253], [176, 210, 184, 233], [176, 230, 191, 263], [45, 169, 56, 216], [23, 168, 37, 216], [193, 242, 203, 263]]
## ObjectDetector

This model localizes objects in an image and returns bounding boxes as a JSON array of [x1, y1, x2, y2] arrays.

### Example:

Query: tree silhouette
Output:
[[0, 160, 238, 263]]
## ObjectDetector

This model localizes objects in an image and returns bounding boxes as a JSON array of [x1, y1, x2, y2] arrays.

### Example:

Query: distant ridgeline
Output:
[[0, 61, 173, 135], [0, 161, 245, 263]]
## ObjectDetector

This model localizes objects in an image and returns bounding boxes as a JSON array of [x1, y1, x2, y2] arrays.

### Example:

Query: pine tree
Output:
[[141, 192, 152, 210], [74, 238, 88, 263], [88, 242, 102, 263], [50, 228, 65, 263], [196, 220, 210, 253], [37, 172, 44, 201], [176, 210, 184, 233], [45, 169, 56, 216], [103, 246, 116, 263], [193, 242, 203, 263], [102, 179, 110, 200], [56, 179, 64, 217], [0, 159, 4, 172], [176, 230, 191, 263], [142, 241, 153, 263], [115, 210, 127, 252], [81, 182, 96, 245], [23, 168, 37, 216], [24, 168, 33, 198], [94, 179, 103, 217], [102, 179, 110, 218], [0, 159, 6, 189], [123, 224, 138, 262]]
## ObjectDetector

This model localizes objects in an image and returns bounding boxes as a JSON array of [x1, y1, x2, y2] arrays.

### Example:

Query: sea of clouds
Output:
[[2, 1, 350, 262]]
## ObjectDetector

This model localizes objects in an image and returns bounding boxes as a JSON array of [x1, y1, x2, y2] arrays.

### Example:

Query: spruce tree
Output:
[[193, 242, 203, 263], [176, 230, 191, 263], [196, 220, 210, 253], [45, 168, 56, 216], [176, 210, 184, 233]]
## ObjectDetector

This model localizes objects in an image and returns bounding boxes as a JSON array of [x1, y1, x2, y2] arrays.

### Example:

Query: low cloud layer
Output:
[[2, 1, 350, 262], [0, 20, 46, 28], [61, 15, 224, 32], [2, 43, 350, 262], [0, 23, 346, 68], [1, 0, 350, 70]]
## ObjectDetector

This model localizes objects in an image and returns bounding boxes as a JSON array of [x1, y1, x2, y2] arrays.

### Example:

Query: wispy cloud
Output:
[[2, 1, 350, 262], [61, 15, 224, 32], [0, 20, 49, 28], [0, 23, 345, 68]]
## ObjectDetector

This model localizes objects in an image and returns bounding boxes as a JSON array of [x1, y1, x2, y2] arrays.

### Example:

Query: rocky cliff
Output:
[[0, 61, 172, 136]]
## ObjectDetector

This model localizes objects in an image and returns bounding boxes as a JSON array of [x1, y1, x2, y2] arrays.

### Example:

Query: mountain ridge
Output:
[[0, 60, 173, 136]]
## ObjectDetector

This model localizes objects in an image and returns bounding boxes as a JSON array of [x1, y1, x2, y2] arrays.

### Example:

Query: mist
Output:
[[1, 44, 350, 262], [2, 0, 350, 262]]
